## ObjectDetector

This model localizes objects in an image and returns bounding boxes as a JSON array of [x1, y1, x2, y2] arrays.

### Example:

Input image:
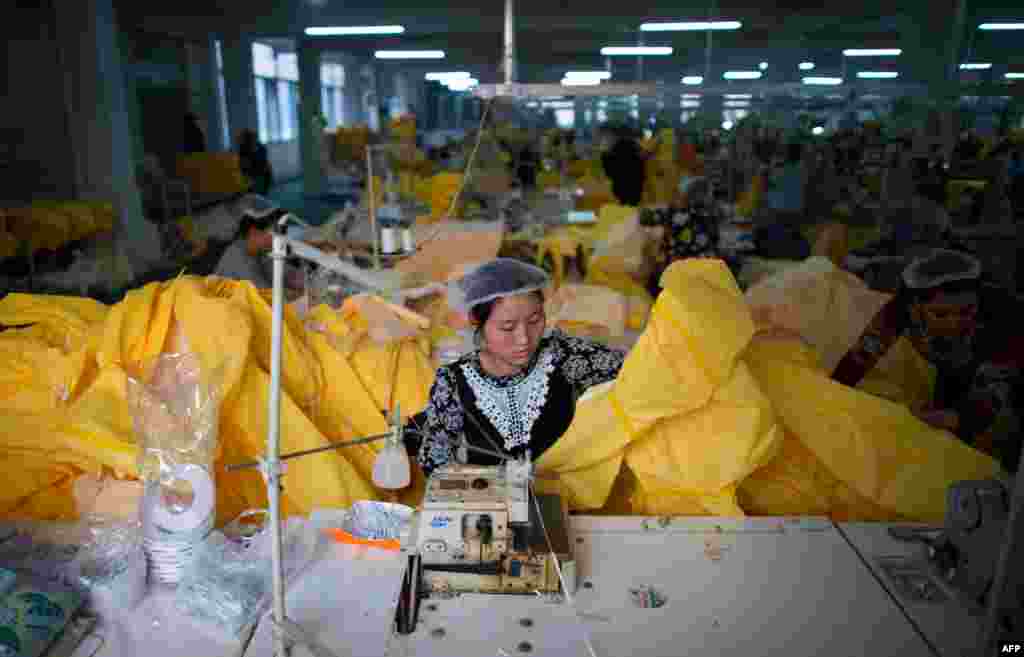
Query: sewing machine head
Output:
[[414, 454, 573, 594]]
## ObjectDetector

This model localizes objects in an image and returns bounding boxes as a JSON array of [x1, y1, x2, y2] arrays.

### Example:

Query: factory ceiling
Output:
[[115, 0, 1024, 89]]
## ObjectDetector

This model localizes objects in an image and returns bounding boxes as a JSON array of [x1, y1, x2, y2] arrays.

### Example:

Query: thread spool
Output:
[[400, 228, 415, 254], [380, 227, 400, 255], [140, 464, 215, 584]]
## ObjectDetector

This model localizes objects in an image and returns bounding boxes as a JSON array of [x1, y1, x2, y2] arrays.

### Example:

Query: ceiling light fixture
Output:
[[724, 100, 750, 107], [561, 78, 601, 86], [759, 62, 769, 70], [682, 76, 704, 85], [564, 71, 612, 80], [725, 93, 752, 99], [803, 76, 843, 85], [681, 93, 702, 99], [1006, 73, 1024, 79], [722, 121, 734, 130], [723, 71, 762, 80], [640, 20, 742, 31], [857, 71, 899, 79], [960, 63, 993, 70], [812, 126, 825, 135], [374, 50, 445, 59], [799, 62, 816, 70], [682, 100, 701, 108], [425, 72, 471, 81], [305, 25, 405, 36], [600, 46, 673, 56], [843, 49, 902, 57], [979, 23, 1024, 30], [446, 78, 479, 91]]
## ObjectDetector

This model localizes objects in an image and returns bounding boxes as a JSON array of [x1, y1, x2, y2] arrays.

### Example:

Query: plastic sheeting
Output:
[[537, 259, 1000, 522], [0, 277, 434, 525]]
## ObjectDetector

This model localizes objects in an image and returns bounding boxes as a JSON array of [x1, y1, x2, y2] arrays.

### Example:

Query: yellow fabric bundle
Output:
[[175, 153, 249, 196], [390, 115, 416, 140], [0, 277, 439, 524], [428, 172, 463, 219], [5, 202, 116, 255], [539, 259, 1001, 521]]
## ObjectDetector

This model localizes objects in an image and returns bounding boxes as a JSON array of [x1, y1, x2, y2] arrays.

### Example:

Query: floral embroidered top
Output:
[[411, 329, 626, 475]]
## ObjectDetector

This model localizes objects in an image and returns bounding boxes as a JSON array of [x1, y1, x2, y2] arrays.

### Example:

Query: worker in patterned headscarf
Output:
[[406, 259, 626, 475]]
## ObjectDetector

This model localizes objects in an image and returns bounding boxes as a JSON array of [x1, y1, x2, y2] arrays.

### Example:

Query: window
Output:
[[321, 62, 346, 129], [252, 43, 300, 143]]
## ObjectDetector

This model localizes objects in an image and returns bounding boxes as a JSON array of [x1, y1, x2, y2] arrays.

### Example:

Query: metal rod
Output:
[[979, 442, 1024, 655], [504, 0, 516, 85], [268, 228, 289, 657], [227, 432, 394, 472], [367, 146, 380, 270]]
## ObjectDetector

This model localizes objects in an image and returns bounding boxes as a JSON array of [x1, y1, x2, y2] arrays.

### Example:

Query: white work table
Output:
[[836, 523, 983, 657], [70, 517, 947, 657]]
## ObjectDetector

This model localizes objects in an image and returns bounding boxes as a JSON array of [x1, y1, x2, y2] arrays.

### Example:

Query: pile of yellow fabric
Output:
[[537, 259, 1001, 522], [427, 172, 463, 219], [333, 125, 372, 163], [175, 153, 250, 196], [4, 201, 116, 256], [0, 278, 433, 525], [389, 115, 417, 141]]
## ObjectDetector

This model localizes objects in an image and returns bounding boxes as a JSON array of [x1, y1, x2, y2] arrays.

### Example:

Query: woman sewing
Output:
[[410, 259, 627, 475]]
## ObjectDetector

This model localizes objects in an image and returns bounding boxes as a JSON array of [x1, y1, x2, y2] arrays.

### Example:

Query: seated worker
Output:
[[762, 143, 805, 225], [409, 259, 626, 475], [213, 209, 304, 292], [833, 249, 1022, 472]]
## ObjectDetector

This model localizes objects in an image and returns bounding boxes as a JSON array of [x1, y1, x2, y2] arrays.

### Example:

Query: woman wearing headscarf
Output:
[[409, 259, 627, 475]]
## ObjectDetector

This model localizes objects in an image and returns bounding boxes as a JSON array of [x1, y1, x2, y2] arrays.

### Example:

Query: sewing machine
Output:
[[413, 456, 573, 595]]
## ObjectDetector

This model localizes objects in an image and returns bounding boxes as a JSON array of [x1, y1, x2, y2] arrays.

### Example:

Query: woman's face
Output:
[[479, 293, 546, 372]]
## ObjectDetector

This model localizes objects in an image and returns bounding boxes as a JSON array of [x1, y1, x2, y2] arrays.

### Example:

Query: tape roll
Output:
[[147, 465, 215, 534]]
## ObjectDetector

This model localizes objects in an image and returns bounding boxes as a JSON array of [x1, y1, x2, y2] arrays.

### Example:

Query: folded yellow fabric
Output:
[[176, 153, 249, 196]]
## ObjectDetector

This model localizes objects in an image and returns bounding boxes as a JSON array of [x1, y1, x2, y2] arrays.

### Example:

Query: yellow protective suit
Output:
[[538, 259, 1001, 522], [0, 277, 434, 525]]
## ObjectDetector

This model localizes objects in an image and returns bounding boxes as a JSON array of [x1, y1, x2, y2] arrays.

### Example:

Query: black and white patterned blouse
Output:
[[409, 329, 626, 475]]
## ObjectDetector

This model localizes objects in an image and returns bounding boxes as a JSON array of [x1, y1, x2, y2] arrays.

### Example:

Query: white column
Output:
[[297, 38, 325, 196], [53, 0, 159, 267]]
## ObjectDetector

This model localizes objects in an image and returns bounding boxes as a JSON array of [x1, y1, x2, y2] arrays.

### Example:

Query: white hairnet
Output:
[[447, 258, 550, 315], [903, 249, 981, 290]]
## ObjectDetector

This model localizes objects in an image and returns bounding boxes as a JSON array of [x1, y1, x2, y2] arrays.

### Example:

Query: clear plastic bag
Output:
[[175, 516, 322, 637], [71, 515, 147, 614], [127, 352, 224, 484]]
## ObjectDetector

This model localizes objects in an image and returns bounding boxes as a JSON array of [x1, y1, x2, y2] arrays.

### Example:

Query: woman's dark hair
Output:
[[235, 208, 287, 240], [469, 290, 545, 341]]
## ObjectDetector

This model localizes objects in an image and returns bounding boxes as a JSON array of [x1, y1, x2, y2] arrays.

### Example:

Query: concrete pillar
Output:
[[220, 35, 258, 145], [297, 39, 325, 196], [204, 36, 228, 151], [53, 0, 159, 267], [393, 71, 411, 117]]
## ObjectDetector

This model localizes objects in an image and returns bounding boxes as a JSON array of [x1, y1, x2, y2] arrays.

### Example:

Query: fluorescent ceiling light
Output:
[[681, 93, 702, 99], [564, 71, 611, 80], [759, 62, 769, 70], [723, 71, 762, 80], [979, 23, 1024, 30], [374, 50, 445, 59], [960, 63, 993, 70], [1006, 73, 1024, 79], [600, 46, 673, 56], [799, 62, 816, 70], [682, 76, 704, 85], [425, 72, 470, 81], [843, 49, 902, 57], [561, 78, 601, 86], [722, 121, 734, 130], [640, 21, 742, 31], [803, 76, 843, 85], [724, 100, 750, 107], [812, 126, 825, 136], [543, 101, 575, 109], [857, 71, 899, 79], [725, 94, 752, 99], [682, 100, 701, 108], [305, 25, 405, 36], [446, 78, 478, 91]]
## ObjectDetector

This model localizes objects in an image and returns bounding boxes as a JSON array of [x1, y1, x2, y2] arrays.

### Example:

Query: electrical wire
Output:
[[415, 97, 497, 251], [530, 481, 600, 657]]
